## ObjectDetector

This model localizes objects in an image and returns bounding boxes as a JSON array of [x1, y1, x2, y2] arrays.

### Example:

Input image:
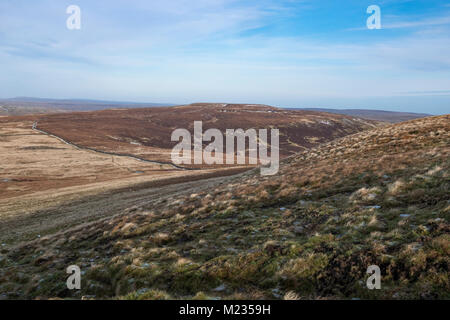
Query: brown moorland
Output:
[[0, 118, 245, 244], [0, 104, 376, 244], [0, 114, 447, 300], [33, 103, 380, 167]]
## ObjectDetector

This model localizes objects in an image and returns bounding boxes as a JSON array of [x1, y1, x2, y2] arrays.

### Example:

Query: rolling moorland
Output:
[[0, 114, 448, 300], [0, 117, 249, 246], [0, 104, 377, 246], [1, 97, 431, 123], [32, 103, 380, 166]]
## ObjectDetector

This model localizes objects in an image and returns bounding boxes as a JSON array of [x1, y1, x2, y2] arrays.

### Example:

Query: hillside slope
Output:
[[0, 115, 448, 300], [34, 103, 380, 167]]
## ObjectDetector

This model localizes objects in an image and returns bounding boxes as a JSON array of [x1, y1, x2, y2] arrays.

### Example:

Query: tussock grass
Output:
[[1, 115, 449, 300]]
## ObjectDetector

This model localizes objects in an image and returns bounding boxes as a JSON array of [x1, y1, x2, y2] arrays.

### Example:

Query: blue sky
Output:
[[0, 0, 449, 114]]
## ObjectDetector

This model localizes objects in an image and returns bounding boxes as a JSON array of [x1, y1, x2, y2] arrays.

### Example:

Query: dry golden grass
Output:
[[0, 115, 448, 300], [0, 120, 247, 244]]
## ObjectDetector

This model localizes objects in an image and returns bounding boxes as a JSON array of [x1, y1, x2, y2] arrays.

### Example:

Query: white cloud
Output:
[[0, 0, 449, 114]]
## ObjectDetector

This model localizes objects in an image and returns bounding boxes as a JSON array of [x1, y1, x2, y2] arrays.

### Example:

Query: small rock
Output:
[[271, 288, 281, 298], [137, 288, 149, 295], [213, 284, 226, 292]]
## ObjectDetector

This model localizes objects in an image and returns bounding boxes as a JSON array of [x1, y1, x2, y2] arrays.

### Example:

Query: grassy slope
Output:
[[0, 115, 448, 300]]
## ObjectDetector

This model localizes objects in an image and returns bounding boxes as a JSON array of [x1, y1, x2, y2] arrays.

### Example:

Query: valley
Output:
[[1, 104, 375, 245], [0, 108, 447, 299]]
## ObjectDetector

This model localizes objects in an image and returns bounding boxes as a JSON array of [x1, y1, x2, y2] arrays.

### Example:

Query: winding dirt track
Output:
[[0, 121, 250, 245], [0, 168, 249, 245]]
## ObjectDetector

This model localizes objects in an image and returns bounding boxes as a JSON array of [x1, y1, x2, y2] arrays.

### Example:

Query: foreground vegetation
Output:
[[0, 115, 448, 300]]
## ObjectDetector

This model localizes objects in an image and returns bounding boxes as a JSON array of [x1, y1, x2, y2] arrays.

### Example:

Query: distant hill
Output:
[[1, 98, 432, 122], [31, 103, 381, 167], [0, 97, 174, 115], [0, 104, 68, 116], [290, 108, 431, 123]]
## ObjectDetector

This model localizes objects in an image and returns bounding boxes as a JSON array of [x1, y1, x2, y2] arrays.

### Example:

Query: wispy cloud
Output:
[[0, 0, 449, 114]]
